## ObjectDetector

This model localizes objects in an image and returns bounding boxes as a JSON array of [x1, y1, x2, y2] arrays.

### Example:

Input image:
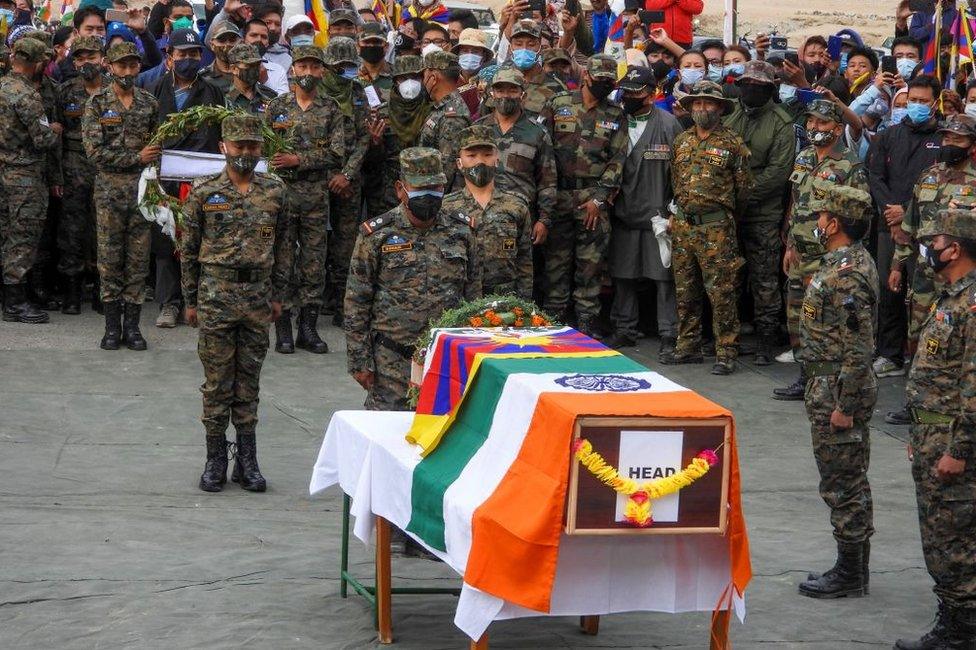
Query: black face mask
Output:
[[739, 83, 774, 108], [622, 96, 646, 115], [295, 74, 319, 92], [268, 31, 280, 46], [394, 33, 416, 56], [588, 78, 615, 100], [227, 154, 260, 174], [939, 144, 970, 165], [650, 60, 671, 82], [113, 73, 136, 90], [804, 61, 825, 81], [461, 163, 495, 187], [360, 45, 385, 64], [407, 193, 443, 220], [924, 244, 952, 273], [79, 62, 101, 82], [255, 43, 268, 56], [496, 97, 520, 116]]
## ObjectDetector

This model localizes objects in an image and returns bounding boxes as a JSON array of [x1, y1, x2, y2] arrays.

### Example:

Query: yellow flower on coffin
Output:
[[487, 333, 556, 348]]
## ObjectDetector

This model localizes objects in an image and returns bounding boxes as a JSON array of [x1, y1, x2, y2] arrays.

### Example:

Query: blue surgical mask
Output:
[[706, 63, 723, 82], [406, 189, 444, 198], [291, 34, 314, 47], [906, 102, 932, 123], [965, 102, 976, 119], [511, 48, 537, 71], [889, 106, 908, 125], [839, 52, 848, 73], [679, 67, 704, 88], [340, 66, 358, 80], [778, 83, 797, 102], [722, 63, 744, 78], [458, 52, 482, 72], [896, 57, 917, 79]]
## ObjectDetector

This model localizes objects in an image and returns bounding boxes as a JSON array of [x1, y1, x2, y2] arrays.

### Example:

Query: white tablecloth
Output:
[[310, 410, 743, 640]]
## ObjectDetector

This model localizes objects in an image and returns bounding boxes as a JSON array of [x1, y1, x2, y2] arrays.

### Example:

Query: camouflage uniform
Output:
[[223, 44, 277, 116], [344, 148, 483, 410], [544, 55, 628, 327], [419, 50, 472, 190], [81, 45, 160, 305], [903, 209, 976, 632], [357, 23, 393, 103], [264, 46, 344, 309], [57, 37, 107, 280], [507, 20, 566, 122], [786, 101, 869, 345], [670, 81, 752, 363], [181, 117, 293, 439], [0, 39, 60, 288], [796, 182, 878, 546]]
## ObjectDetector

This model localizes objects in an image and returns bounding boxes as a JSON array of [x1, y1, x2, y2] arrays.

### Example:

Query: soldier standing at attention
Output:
[[544, 53, 628, 337], [344, 147, 482, 411], [265, 45, 343, 355], [0, 38, 61, 325], [775, 99, 869, 400], [181, 114, 293, 494], [419, 50, 472, 191], [795, 181, 878, 600], [666, 80, 752, 375], [894, 209, 976, 649], [224, 44, 276, 116], [507, 19, 566, 122], [56, 36, 108, 316], [82, 42, 160, 350], [441, 125, 533, 298]]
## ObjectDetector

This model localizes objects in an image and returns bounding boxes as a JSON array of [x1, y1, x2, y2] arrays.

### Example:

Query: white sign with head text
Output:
[[614, 430, 684, 523]]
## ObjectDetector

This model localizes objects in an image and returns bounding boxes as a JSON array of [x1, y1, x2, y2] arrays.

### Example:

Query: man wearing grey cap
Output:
[[201, 23, 243, 94]]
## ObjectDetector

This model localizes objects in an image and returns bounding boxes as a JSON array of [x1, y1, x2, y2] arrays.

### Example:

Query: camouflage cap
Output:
[[586, 53, 618, 80], [491, 66, 524, 88], [12, 37, 46, 63], [291, 44, 326, 64], [542, 47, 572, 65], [392, 54, 423, 78], [228, 43, 262, 65], [106, 41, 140, 63], [919, 208, 976, 240], [677, 80, 732, 114], [71, 35, 104, 55], [399, 146, 447, 187], [329, 8, 359, 25], [323, 36, 358, 66], [25, 29, 52, 48], [511, 19, 541, 39], [806, 98, 843, 124], [221, 113, 264, 142], [423, 49, 459, 71], [359, 22, 387, 43], [738, 60, 776, 85], [938, 113, 976, 138], [808, 179, 873, 220], [458, 125, 496, 150]]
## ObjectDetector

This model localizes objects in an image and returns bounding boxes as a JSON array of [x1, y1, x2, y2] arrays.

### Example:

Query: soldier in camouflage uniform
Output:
[[224, 44, 276, 115], [181, 114, 293, 494], [795, 181, 878, 600], [320, 36, 369, 329], [0, 38, 61, 325], [667, 80, 752, 374], [344, 147, 482, 411], [82, 42, 160, 350], [264, 45, 343, 354], [57, 35, 107, 315], [442, 125, 533, 298], [544, 54, 628, 336], [894, 209, 976, 649], [775, 99, 870, 399], [357, 22, 393, 103], [507, 19, 566, 122], [419, 50, 472, 191]]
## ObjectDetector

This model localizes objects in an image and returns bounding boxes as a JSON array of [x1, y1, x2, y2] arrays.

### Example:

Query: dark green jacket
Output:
[[723, 98, 797, 222]]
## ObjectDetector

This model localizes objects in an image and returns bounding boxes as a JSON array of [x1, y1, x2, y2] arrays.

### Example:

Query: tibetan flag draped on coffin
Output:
[[406, 327, 618, 454], [398, 356, 751, 614]]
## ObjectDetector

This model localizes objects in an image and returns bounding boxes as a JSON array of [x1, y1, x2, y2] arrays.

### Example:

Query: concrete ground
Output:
[[0, 309, 936, 649]]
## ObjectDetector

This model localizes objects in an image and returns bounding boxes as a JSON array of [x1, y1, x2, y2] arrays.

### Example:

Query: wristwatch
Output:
[[591, 199, 605, 208]]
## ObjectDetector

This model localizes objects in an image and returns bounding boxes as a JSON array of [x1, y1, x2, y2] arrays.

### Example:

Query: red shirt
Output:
[[643, 0, 704, 47]]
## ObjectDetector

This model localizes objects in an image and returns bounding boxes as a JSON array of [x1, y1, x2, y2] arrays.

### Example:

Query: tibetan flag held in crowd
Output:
[[406, 327, 618, 454], [402, 0, 450, 25], [304, 0, 329, 46]]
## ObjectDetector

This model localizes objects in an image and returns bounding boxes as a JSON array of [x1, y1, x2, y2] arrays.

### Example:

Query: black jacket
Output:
[[147, 73, 225, 153], [866, 117, 942, 228]]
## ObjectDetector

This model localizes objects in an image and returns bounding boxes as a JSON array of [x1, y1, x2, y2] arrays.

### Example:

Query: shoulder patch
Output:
[[450, 211, 472, 227], [361, 214, 393, 235]]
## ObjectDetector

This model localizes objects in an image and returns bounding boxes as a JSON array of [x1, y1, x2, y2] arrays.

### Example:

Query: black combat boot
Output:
[[121, 303, 147, 351], [231, 432, 266, 492], [945, 607, 976, 650], [773, 368, 807, 401], [100, 301, 122, 350], [807, 539, 870, 594], [27, 268, 60, 311], [577, 316, 602, 340], [199, 437, 228, 492], [754, 331, 774, 366], [61, 275, 82, 315], [895, 601, 952, 649], [603, 331, 636, 349], [295, 306, 329, 353], [798, 541, 865, 599], [275, 309, 295, 354], [2, 284, 50, 323]]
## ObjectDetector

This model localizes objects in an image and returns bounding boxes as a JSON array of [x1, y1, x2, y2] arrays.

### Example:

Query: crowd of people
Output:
[[0, 0, 974, 646]]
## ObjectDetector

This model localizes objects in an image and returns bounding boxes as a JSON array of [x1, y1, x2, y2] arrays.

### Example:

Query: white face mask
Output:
[[919, 243, 929, 258], [778, 83, 797, 102], [419, 0, 436, 6], [965, 102, 976, 119], [896, 57, 918, 79], [398, 78, 422, 99]]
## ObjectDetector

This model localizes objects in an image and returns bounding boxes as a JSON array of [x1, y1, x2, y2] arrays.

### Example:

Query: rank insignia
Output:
[[99, 110, 122, 125], [203, 193, 231, 212], [260, 225, 273, 239], [503, 238, 516, 250], [555, 107, 573, 117], [802, 301, 817, 320], [926, 337, 940, 355], [381, 234, 412, 253]]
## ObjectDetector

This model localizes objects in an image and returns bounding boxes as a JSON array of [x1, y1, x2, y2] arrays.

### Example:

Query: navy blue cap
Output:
[[168, 28, 203, 51]]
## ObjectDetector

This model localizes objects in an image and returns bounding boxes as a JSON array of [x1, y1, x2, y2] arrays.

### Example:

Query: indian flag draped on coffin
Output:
[[398, 330, 751, 614]]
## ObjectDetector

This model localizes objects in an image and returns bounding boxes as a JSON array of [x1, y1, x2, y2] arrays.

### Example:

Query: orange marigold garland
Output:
[[573, 439, 720, 527]]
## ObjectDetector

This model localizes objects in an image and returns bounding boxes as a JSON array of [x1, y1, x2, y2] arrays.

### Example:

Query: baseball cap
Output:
[[168, 28, 203, 51], [618, 65, 655, 91], [222, 113, 264, 142], [400, 146, 447, 187], [284, 14, 314, 33]]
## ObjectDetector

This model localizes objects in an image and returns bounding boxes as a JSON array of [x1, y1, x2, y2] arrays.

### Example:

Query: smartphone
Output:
[[105, 8, 129, 23], [908, 0, 934, 12], [826, 35, 843, 62], [770, 36, 788, 50], [624, 0, 642, 11], [525, 0, 545, 16], [638, 9, 665, 25], [784, 51, 799, 66], [881, 55, 897, 75], [797, 88, 825, 104]]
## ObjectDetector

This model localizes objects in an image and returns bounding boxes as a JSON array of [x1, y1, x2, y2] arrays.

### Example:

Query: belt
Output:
[[911, 409, 955, 425], [674, 205, 728, 226], [374, 332, 415, 359], [557, 177, 594, 191], [203, 266, 271, 283], [805, 361, 842, 377]]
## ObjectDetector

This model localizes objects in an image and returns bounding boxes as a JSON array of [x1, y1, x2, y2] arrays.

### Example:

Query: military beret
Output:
[[491, 66, 524, 88], [458, 125, 496, 151], [586, 53, 619, 80], [938, 114, 976, 138], [806, 98, 843, 124], [919, 208, 976, 240], [399, 146, 447, 187], [228, 43, 262, 65], [392, 54, 423, 78], [71, 35, 105, 55], [329, 8, 359, 25], [808, 179, 873, 220], [423, 49, 459, 71], [291, 44, 326, 64], [618, 65, 655, 91], [323, 36, 358, 66], [738, 60, 776, 85], [511, 19, 541, 39], [221, 113, 264, 142]]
